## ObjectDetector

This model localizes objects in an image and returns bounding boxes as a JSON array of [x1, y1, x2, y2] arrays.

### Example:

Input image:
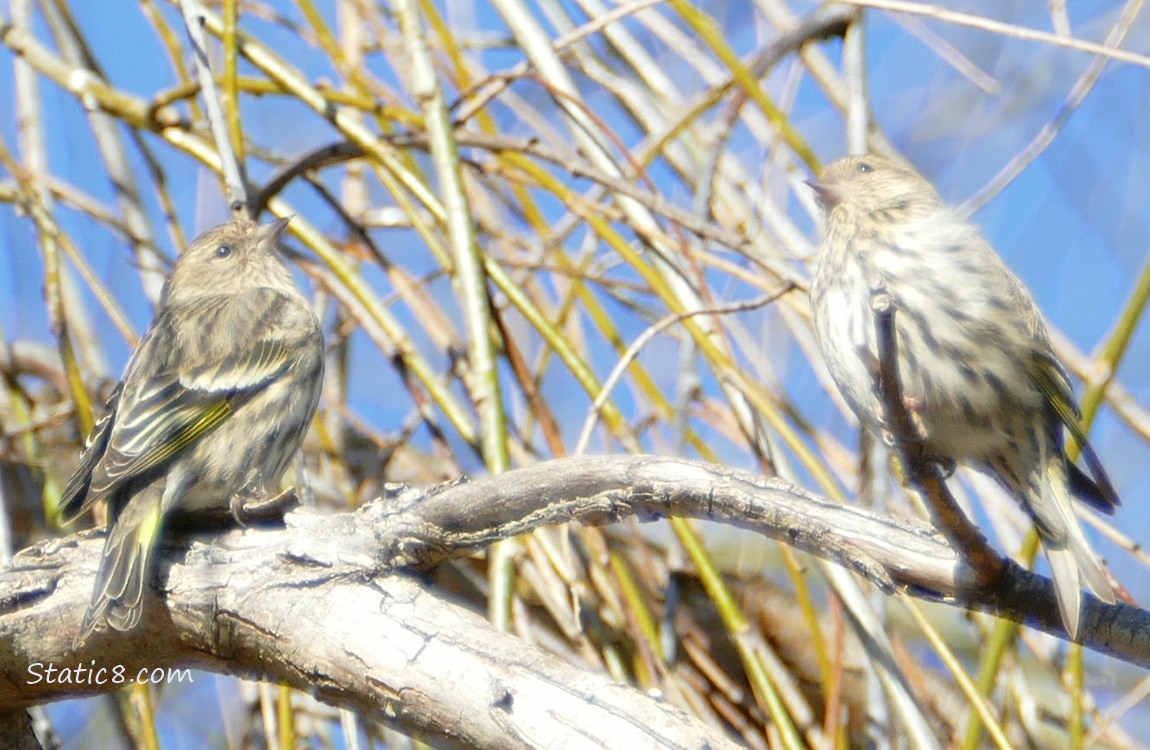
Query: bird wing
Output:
[[66, 289, 306, 516], [1027, 351, 1120, 511], [58, 382, 123, 522]]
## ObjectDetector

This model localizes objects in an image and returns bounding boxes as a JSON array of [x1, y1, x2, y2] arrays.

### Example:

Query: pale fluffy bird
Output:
[[808, 154, 1118, 638]]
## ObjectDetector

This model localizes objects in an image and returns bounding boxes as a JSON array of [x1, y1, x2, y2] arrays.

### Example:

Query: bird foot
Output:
[[230, 486, 300, 526], [876, 395, 929, 448]]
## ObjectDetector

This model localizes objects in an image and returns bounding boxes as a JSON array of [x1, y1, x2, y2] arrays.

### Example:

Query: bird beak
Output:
[[805, 177, 840, 210], [257, 216, 293, 246]]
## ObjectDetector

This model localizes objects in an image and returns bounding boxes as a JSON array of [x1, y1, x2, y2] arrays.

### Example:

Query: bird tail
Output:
[[77, 488, 164, 642], [1045, 540, 1112, 640], [1030, 431, 1114, 640]]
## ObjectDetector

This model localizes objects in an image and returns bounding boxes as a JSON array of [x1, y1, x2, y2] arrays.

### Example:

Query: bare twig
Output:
[[574, 290, 796, 456], [840, 0, 1150, 70], [179, 0, 250, 210], [865, 285, 1004, 586]]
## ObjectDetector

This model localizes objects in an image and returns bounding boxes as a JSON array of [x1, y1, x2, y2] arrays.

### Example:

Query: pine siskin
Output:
[[807, 154, 1119, 638], [59, 217, 324, 639]]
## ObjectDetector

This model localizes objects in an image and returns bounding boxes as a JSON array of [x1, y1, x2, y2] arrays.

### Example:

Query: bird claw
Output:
[[230, 487, 300, 526], [876, 396, 929, 448], [936, 457, 956, 478]]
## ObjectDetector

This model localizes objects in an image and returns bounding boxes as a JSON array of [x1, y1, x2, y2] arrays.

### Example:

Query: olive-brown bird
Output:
[[808, 154, 1118, 638], [59, 217, 324, 639]]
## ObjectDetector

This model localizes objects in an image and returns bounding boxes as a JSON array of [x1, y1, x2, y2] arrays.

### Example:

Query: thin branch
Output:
[[574, 290, 796, 456], [866, 284, 1004, 586], [179, 0, 250, 210], [959, 0, 1144, 215], [840, 0, 1150, 71]]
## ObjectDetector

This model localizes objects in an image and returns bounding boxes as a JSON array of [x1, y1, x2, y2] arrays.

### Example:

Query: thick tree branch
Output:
[[2, 455, 1149, 747]]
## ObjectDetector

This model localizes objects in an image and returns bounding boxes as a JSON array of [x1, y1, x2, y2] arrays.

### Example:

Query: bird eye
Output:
[[216, 245, 233, 258], [858, 162, 874, 173]]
